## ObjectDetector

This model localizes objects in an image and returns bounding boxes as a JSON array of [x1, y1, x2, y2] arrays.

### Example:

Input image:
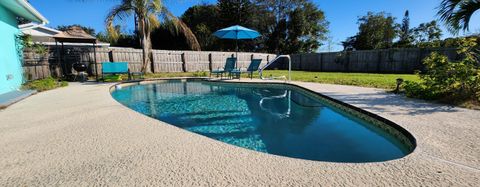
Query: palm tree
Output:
[[106, 0, 201, 73], [437, 0, 480, 34]]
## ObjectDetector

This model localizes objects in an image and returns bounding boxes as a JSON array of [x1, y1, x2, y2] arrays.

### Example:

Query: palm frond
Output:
[[148, 0, 163, 12], [105, 3, 134, 40], [438, 0, 462, 21], [456, 0, 480, 31], [147, 14, 161, 30], [437, 0, 480, 34], [162, 7, 201, 51]]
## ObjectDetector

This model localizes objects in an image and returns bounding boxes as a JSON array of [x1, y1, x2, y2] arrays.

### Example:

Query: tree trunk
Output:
[[139, 16, 153, 74]]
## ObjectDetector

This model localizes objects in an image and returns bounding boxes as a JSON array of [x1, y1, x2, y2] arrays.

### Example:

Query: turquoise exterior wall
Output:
[[0, 5, 23, 95]]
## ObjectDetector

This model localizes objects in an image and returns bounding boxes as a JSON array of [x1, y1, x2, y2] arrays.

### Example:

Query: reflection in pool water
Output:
[[111, 80, 414, 162]]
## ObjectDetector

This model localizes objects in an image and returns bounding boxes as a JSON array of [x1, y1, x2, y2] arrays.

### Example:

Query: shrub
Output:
[[404, 37, 480, 104], [192, 71, 208, 77], [403, 80, 444, 100], [22, 77, 68, 92]]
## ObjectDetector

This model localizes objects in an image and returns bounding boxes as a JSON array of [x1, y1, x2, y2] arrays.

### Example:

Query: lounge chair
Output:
[[210, 57, 236, 79], [230, 59, 262, 79], [101, 62, 144, 81]]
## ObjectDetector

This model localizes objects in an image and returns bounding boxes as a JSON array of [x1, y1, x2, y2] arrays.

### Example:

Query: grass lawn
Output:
[[145, 70, 420, 90]]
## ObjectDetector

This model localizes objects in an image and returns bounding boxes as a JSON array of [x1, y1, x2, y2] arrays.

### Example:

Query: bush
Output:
[[192, 71, 208, 77], [403, 81, 442, 100], [22, 77, 68, 92], [404, 37, 480, 105]]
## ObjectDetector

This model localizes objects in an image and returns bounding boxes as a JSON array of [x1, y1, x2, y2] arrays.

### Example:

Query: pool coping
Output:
[[2, 78, 479, 186], [111, 78, 417, 162]]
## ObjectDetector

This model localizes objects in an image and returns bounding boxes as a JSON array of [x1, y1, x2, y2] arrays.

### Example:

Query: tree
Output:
[[341, 36, 357, 51], [97, 25, 140, 48], [57, 24, 96, 35], [218, 0, 254, 27], [181, 4, 221, 50], [255, 0, 328, 54], [395, 10, 414, 48], [151, 21, 194, 50], [353, 12, 397, 50], [106, 0, 200, 73], [412, 21, 443, 46], [256, 0, 303, 53], [217, 0, 260, 51], [285, 1, 328, 53], [181, 2, 266, 52], [437, 0, 480, 34], [180, 0, 327, 54]]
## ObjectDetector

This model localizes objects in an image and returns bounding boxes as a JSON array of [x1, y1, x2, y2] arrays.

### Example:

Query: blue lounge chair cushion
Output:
[[247, 59, 262, 72], [102, 62, 129, 74]]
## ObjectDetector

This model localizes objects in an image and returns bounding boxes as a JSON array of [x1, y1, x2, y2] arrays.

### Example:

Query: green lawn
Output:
[[254, 70, 420, 89], [145, 70, 420, 89]]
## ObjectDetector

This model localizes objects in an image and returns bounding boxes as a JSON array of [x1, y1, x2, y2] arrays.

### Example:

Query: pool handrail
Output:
[[258, 55, 291, 82]]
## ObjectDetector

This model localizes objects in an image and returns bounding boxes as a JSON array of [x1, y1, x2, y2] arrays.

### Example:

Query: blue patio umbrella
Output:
[[213, 25, 261, 67]]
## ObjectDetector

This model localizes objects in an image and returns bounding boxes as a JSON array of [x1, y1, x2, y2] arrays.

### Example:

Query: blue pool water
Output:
[[111, 80, 413, 162]]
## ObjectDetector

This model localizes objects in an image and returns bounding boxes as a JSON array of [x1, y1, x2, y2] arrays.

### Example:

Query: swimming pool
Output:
[[111, 79, 415, 163]]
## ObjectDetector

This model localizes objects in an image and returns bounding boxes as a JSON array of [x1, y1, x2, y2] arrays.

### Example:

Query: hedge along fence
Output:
[[273, 48, 460, 74], [22, 46, 277, 80]]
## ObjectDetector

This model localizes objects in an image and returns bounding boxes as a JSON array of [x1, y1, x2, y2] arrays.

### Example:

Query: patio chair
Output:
[[210, 57, 237, 79], [230, 59, 262, 79], [101, 62, 144, 82]]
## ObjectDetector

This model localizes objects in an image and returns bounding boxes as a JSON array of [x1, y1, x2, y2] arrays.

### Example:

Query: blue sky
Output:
[[30, 0, 480, 51]]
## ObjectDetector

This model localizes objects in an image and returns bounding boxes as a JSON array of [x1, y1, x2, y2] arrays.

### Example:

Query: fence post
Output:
[[376, 50, 382, 72], [148, 51, 154, 73], [208, 53, 212, 71], [318, 53, 323, 72], [298, 54, 302, 70], [344, 51, 350, 72], [108, 51, 114, 62], [181, 52, 186, 72]]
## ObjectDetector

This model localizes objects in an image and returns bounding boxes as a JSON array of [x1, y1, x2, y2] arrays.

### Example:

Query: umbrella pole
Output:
[[235, 39, 238, 69], [235, 30, 239, 69]]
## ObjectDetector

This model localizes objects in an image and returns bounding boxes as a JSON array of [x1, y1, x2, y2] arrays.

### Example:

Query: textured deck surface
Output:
[[0, 90, 36, 108], [0, 80, 478, 186]]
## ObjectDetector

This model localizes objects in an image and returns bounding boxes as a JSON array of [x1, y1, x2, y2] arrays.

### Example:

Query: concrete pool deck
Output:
[[0, 79, 479, 186]]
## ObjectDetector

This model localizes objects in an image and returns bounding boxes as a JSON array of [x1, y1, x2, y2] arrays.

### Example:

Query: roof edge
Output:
[[19, 23, 60, 33], [15, 0, 48, 24]]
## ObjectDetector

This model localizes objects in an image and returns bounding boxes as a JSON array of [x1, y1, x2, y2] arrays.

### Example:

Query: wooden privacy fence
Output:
[[272, 48, 460, 73], [23, 46, 459, 80], [22, 49, 52, 80], [22, 46, 277, 80]]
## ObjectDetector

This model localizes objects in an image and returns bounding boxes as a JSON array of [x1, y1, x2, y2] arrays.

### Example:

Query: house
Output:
[[19, 23, 110, 47], [0, 0, 48, 95]]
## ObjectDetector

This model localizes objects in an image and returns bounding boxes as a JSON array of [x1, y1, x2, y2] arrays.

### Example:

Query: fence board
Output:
[[152, 50, 184, 72], [184, 51, 210, 72]]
